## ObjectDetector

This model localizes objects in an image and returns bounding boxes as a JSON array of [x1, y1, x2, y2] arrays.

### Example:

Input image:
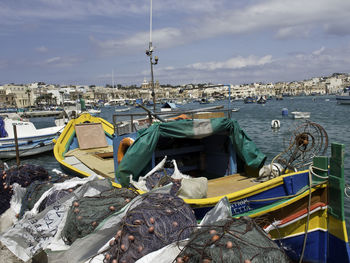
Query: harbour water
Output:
[[4, 95, 350, 226]]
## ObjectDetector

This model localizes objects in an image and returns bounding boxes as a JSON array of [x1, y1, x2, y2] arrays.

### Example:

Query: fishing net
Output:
[[103, 193, 197, 263], [0, 164, 50, 215], [19, 173, 72, 217], [62, 187, 138, 245], [144, 169, 182, 196], [176, 216, 290, 263]]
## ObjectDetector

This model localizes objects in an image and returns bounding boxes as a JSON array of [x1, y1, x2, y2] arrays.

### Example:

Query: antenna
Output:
[[112, 69, 114, 88], [150, 0, 152, 45], [146, 0, 158, 112]]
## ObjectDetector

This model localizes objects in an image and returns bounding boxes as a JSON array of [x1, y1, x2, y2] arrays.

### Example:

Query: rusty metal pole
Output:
[[13, 124, 20, 166]]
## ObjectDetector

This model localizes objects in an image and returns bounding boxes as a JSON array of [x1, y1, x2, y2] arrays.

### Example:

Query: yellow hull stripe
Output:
[[329, 215, 349, 242], [268, 208, 328, 239]]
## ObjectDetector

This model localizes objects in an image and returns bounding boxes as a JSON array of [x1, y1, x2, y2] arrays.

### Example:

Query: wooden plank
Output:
[[65, 146, 115, 179], [75, 123, 108, 150]]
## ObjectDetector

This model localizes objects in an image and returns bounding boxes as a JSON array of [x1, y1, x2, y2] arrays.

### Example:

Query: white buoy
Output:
[[271, 119, 280, 129]]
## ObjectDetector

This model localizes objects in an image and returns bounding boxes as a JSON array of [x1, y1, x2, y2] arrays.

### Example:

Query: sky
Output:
[[1, 0, 350, 86]]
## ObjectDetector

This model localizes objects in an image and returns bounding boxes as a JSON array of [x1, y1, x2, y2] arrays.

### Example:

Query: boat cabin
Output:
[[113, 118, 266, 195]]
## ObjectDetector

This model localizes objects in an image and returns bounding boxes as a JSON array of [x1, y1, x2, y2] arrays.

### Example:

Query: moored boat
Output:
[[336, 86, 350, 105], [291, 111, 311, 119], [0, 116, 64, 159], [244, 96, 256, 103], [53, 111, 350, 262]]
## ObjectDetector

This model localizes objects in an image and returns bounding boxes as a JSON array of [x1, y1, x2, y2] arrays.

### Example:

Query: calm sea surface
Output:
[[5, 95, 350, 226]]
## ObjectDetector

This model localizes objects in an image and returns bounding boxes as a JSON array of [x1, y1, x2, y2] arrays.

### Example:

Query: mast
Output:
[[112, 69, 114, 88], [146, 0, 158, 112]]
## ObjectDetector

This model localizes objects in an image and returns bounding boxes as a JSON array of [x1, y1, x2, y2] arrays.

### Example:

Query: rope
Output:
[[298, 170, 312, 263], [345, 184, 350, 198], [308, 165, 329, 180]]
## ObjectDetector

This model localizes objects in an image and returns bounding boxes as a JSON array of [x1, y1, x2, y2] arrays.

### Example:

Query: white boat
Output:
[[115, 107, 131, 112], [87, 108, 101, 115], [160, 102, 178, 112], [336, 87, 350, 105], [291, 111, 311, 119], [0, 117, 64, 159]]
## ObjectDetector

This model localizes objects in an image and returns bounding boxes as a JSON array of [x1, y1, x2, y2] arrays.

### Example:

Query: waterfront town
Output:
[[0, 72, 349, 109]]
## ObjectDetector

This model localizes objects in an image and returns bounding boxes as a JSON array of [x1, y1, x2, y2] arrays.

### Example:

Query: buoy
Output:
[[271, 120, 280, 129], [282, 108, 288, 116]]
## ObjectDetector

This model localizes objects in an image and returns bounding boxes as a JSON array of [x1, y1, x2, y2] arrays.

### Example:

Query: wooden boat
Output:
[[244, 146, 350, 262], [0, 116, 64, 159], [53, 113, 116, 180], [53, 113, 350, 262]]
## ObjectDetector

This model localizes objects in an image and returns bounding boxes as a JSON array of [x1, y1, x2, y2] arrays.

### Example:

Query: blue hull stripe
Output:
[[194, 170, 309, 219]]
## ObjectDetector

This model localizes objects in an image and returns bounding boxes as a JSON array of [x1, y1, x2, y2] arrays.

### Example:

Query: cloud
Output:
[[90, 27, 182, 54], [150, 44, 350, 85], [275, 26, 311, 39], [188, 55, 273, 71], [84, 0, 350, 55], [41, 56, 81, 67], [36, 46, 48, 53], [312, 47, 325, 56]]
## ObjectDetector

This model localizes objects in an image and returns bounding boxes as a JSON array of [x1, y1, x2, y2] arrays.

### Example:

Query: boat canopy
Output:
[[115, 118, 266, 187]]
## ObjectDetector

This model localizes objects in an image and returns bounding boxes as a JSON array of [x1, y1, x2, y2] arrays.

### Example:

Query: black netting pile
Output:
[[144, 169, 181, 196], [0, 164, 50, 215], [19, 173, 73, 218], [176, 217, 290, 263], [103, 193, 197, 263], [62, 187, 138, 245]]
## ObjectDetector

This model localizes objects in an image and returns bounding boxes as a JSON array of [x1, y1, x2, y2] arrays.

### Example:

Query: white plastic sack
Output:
[[176, 177, 208, 199], [0, 175, 111, 262], [0, 183, 26, 233], [130, 156, 168, 191]]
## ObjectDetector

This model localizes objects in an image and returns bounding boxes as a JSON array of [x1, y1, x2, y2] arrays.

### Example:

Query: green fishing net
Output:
[[103, 193, 197, 263], [19, 173, 72, 218], [176, 216, 290, 263], [1, 164, 50, 215], [62, 187, 138, 245]]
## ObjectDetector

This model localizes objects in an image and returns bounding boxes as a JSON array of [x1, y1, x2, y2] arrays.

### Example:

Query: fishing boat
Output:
[[0, 116, 64, 159], [53, 113, 115, 179], [52, 0, 350, 259], [336, 86, 350, 105], [53, 112, 350, 262]]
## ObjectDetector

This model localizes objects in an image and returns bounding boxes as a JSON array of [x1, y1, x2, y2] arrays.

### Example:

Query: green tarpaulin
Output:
[[115, 118, 266, 187]]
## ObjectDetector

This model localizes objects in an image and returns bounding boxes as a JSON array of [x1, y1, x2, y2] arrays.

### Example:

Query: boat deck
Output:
[[64, 146, 115, 179], [207, 173, 259, 198], [64, 147, 259, 198]]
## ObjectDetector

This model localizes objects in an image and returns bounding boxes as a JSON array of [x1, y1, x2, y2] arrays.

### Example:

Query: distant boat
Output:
[[257, 96, 267, 104], [115, 107, 131, 112], [199, 98, 210, 104], [0, 116, 64, 159], [160, 102, 178, 112], [336, 87, 350, 105], [244, 96, 256, 103], [291, 111, 311, 119]]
